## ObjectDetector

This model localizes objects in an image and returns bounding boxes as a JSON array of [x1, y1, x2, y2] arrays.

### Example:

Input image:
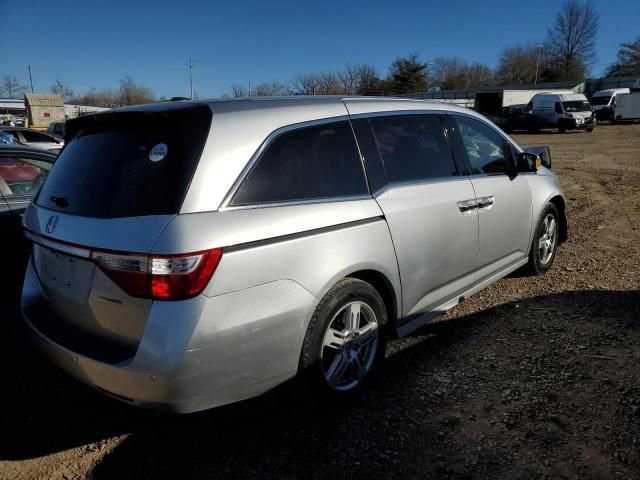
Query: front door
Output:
[[350, 112, 478, 319], [449, 114, 533, 282]]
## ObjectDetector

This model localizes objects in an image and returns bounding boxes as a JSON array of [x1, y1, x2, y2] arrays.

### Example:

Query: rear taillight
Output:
[[92, 249, 223, 300]]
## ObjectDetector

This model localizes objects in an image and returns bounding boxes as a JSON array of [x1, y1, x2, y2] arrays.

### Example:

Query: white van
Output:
[[528, 93, 596, 133], [591, 88, 630, 120]]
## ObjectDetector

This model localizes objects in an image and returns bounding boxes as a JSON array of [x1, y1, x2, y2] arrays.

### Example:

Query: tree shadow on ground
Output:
[[1, 290, 638, 479]]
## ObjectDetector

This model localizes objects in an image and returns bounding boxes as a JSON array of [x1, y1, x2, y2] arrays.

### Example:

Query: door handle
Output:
[[476, 195, 495, 211], [457, 199, 477, 214]]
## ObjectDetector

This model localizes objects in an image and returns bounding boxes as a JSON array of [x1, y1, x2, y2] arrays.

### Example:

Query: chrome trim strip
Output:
[[372, 176, 469, 198], [348, 109, 443, 120], [24, 230, 92, 259], [219, 194, 372, 212], [219, 115, 351, 209], [224, 216, 385, 253]]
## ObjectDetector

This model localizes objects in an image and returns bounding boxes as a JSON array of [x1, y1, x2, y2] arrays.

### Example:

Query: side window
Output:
[[453, 115, 514, 175], [231, 121, 368, 206], [554, 102, 563, 114], [367, 114, 457, 184], [22, 131, 56, 143], [0, 157, 53, 197]]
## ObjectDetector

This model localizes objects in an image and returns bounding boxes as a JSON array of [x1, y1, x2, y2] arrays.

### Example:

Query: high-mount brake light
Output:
[[91, 249, 223, 300]]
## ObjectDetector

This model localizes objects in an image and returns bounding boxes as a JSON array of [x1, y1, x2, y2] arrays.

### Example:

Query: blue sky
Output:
[[1, 0, 638, 99]]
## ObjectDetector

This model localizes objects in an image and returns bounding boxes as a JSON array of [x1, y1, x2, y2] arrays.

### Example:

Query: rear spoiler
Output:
[[523, 145, 552, 169]]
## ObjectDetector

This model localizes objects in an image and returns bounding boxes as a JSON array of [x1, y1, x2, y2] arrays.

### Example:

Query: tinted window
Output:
[[590, 96, 610, 106], [37, 106, 211, 218], [454, 115, 514, 175], [0, 157, 53, 197], [21, 131, 56, 143], [231, 121, 368, 206], [367, 114, 456, 184], [555, 102, 563, 114], [563, 100, 591, 112]]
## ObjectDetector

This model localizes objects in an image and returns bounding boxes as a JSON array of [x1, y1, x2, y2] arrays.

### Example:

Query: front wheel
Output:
[[300, 278, 388, 403], [526, 203, 560, 275]]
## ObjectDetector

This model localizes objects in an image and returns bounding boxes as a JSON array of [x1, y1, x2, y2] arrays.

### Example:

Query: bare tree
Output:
[[316, 72, 343, 95], [291, 73, 321, 95], [355, 64, 385, 95], [74, 87, 118, 107], [432, 57, 468, 90], [118, 76, 155, 105], [230, 83, 248, 97], [546, 0, 599, 80], [606, 36, 640, 77], [50, 80, 74, 101], [465, 63, 494, 87], [496, 45, 540, 85], [1, 74, 27, 98], [339, 64, 360, 95], [253, 80, 291, 96], [337, 64, 384, 95]]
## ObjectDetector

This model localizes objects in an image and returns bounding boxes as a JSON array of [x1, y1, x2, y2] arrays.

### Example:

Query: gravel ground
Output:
[[1, 124, 639, 480]]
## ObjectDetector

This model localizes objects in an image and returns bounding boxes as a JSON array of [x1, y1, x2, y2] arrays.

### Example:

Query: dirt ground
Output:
[[1, 124, 639, 480]]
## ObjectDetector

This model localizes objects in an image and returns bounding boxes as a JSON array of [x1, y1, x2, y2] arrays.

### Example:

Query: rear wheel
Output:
[[526, 203, 560, 275], [300, 278, 387, 403]]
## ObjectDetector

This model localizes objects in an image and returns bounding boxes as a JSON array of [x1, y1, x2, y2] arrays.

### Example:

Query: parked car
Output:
[[0, 127, 65, 152], [0, 130, 17, 145], [0, 144, 56, 300], [47, 121, 66, 140], [528, 93, 596, 133], [21, 97, 567, 413]]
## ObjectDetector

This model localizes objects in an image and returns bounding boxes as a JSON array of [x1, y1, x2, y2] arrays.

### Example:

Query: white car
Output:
[[0, 127, 64, 153]]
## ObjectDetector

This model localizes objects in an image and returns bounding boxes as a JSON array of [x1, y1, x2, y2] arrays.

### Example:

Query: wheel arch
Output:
[[344, 269, 399, 328], [548, 194, 568, 243]]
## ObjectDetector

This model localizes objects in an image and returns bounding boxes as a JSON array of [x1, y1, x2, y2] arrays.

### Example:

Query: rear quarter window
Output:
[[230, 120, 368, 206], [37, 106, 211, 218]]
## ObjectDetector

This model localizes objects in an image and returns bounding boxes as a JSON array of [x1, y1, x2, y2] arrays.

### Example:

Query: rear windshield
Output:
[[36, 105, 211, 218], [562, 100, 591, 112], [590, 96, 611, 106]]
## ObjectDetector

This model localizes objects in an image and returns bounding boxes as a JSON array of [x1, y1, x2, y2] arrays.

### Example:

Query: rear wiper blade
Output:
[[49, 196, 69, 208]]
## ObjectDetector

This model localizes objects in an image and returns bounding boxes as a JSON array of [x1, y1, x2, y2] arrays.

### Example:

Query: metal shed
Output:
[[24, 93, 65, 130]]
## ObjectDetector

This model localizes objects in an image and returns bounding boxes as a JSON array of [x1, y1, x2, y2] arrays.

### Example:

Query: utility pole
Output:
[[28, 65, 34, 93], [534, 44, 544, 84], [248, 80, 251, 96], [189, 59, 194, 99]]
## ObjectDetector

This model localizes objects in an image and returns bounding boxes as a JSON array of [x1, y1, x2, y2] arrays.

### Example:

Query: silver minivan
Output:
[[21, 97, 567, 413]]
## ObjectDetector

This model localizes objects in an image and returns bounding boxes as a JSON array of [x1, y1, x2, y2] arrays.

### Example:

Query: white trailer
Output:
[[475, 89, 575, 114], [615, 92, 640, 121]]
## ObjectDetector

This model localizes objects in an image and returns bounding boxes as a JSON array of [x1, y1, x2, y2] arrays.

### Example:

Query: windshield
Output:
[[563, 100, 591, 112], [36, 105, 211, 218], [590, 96, 611, 106]]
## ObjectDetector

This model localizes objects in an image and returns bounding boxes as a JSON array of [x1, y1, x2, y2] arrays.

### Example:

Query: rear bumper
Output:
[[22, 259, 317, 413]]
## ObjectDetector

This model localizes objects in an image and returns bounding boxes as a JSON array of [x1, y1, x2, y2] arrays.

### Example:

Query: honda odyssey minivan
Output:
[[21, 97, 567, 413]]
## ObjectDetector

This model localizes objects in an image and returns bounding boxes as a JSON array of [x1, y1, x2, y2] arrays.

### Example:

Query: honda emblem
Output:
[[45, 216, 58, 234]]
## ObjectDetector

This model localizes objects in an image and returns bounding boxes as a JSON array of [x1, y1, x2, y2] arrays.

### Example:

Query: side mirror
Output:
[[517, 151, 541, 172], [523, 145, 552, 169]]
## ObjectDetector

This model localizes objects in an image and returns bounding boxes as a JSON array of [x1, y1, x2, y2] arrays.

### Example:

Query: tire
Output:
[[526, 203, 560, 275], [586, 128, 593, 133], [300, 277, 388, 404], [558, 126, 566, 133]]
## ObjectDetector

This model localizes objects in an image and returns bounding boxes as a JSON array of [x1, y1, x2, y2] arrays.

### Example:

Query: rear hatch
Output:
[[23, 104, 212, 363]]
